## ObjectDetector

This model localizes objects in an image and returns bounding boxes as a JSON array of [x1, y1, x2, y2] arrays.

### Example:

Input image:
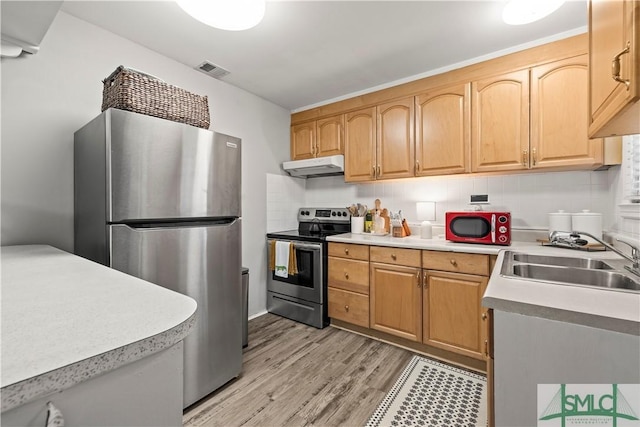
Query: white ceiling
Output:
[[60, 1, 588, 111]]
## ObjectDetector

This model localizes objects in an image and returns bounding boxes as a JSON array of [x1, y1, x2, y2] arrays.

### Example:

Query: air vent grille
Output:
[[195, 61, 229, 79]]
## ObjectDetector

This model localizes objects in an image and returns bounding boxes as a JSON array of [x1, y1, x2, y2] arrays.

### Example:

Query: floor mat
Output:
[[366, 355, 487, 426]]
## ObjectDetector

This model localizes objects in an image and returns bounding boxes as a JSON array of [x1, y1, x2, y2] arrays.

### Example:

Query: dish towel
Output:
[[275, 241, 291, 278], [269, 241, 298, 275]]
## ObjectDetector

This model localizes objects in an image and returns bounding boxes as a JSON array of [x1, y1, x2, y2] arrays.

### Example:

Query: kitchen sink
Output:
[[501, 251, 640, 294], [512, 253, 613, 269], [511, 264, 640, 292]]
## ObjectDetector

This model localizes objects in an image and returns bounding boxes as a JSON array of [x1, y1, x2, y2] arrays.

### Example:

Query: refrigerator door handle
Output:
[[117, 218, 240, 230]]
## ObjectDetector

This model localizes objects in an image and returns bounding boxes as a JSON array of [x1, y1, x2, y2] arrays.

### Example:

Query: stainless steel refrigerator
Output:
[[73, 108, 242, 408]]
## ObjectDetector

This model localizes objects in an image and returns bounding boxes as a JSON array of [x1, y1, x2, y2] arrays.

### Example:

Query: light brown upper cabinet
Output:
[[291, 121, 315, 160], [344, 98, 414, 182], [290, 114, 344, 161], [588, 0, 640, 138], [531, 55, 603, 169], [377, 97, 415, 180], [345, 107, 377, 182], [473, 60, 604, 173], [471, 70, 530, 173], [415, 83, 470, 176]]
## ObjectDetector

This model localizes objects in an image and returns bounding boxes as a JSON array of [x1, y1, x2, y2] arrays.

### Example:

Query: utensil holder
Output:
[[351, 217, 364, 234]]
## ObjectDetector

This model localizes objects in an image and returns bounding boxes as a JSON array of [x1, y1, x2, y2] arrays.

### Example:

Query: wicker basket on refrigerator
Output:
[[101, 66, 210, 129]]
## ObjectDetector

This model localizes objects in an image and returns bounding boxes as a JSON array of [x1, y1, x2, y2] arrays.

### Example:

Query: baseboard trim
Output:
[[248, 310, 268, 321], [331, 320, 487, 374]]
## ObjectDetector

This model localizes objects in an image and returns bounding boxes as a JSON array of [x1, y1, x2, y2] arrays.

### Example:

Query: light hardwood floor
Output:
[[183, 313, 414, 427]]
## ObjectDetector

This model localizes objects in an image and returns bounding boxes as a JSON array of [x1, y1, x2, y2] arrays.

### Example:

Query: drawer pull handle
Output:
[[391, 254, 397, 260], [450, 259, 457, 266], [345, 248, 349, 255], [484, 339, 489, 357], [345, 305, 350, 312], [344, 272, 349, 280], [482, 312, 487, 320]]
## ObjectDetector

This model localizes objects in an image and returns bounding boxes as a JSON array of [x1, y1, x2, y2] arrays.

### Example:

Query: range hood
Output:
[[282, 154, 344, 178]]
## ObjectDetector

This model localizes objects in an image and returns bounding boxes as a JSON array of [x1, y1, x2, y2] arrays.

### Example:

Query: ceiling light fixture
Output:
[[502, 0, 565, 25], [176, 0, 266, 31]]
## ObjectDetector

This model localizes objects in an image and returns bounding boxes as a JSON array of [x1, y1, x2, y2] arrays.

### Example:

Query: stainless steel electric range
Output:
[[266, 207, 351, 328]]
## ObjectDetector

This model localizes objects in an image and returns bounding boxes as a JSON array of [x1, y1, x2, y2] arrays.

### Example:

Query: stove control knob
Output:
[[304, 211, 310, 216], [499, 235, 508, 243], [332, 212, 336, 216], [499, 226, 507, 233]]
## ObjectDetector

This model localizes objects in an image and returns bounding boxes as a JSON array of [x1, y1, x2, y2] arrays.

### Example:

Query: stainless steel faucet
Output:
[[549, 230, 640, 277]]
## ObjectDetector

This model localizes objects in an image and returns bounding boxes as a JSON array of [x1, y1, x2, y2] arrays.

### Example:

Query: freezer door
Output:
[[108, 109, 241, 222], [110, 219, 242, 408]]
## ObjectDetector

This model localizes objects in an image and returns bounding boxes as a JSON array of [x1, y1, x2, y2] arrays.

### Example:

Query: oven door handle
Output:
[[268, 240, 322, 252]]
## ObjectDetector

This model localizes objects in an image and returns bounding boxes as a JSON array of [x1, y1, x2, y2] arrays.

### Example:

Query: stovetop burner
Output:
[[267, 207, 352, 242]]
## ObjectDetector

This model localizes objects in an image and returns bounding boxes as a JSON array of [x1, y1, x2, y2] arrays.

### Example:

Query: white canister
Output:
[[351, 216, 364, 234], [571, 210, 602, 244], [548, 210, 572, 234]]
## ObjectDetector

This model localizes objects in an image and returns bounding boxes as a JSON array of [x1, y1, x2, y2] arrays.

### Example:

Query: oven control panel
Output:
[[298, 208, 351, 223]]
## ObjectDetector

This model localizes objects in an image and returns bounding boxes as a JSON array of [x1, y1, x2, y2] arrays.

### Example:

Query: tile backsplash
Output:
[[267, 167, 638, 240], [305, 170, 614, 230]]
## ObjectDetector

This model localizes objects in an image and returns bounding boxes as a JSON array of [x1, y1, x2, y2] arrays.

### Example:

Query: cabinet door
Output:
[[370, 263, 422, 342], [471, 70, 530, 172], [531, 55, 603, 169], [415, 83, 470, 176], [316, 115, 344, 157], [423, 270, 488, 360], [377, 97, 415, 180], [588, 0, 640, 137], [345, 107, 377, 182], [291, 121, 316, 160]]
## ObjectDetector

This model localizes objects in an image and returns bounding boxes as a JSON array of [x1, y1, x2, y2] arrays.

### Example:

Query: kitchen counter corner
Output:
[[482, 246, 640, 335], [0, 245, 197, 412]]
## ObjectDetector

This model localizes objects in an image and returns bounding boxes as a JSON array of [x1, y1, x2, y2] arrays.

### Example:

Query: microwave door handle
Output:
[[491, 214, 496, 243]]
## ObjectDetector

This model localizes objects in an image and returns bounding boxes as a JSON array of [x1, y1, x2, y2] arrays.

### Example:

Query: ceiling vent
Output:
[[195, 61, 230, 79]]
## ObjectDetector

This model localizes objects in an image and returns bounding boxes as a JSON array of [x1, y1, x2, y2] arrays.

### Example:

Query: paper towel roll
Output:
[[572, 210, 602, 243], [548, 210, 572, 234]]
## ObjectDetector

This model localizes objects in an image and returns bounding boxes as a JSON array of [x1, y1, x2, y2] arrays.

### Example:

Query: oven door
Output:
[[267, 239, 323, 304]]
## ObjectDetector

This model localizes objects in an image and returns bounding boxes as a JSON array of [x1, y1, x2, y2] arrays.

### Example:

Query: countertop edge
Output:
[[326, 233, 507, 254], [0, 309, 197, 412], [482, 296, 640, 336]]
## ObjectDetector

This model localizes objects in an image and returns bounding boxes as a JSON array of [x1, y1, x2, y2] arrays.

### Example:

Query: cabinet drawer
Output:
[[422, 251, 490, 276], [328, 287, 369, 328], [328, 242, 369, 261], [370, 246, 421, 267], [328, 256, 369, 294]]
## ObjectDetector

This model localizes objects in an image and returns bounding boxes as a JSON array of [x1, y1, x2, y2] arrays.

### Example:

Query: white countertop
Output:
[[1, 245, 197, 412], [483, 245, 640, 335], [327, 233, 640, 335], [326, 232, 541, 254]]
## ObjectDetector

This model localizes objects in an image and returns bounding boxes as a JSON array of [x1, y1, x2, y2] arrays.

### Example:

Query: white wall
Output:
[[0, 11, 291, 317]]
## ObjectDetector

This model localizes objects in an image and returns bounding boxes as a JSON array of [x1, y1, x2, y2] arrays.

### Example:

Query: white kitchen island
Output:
[[483, 245, 640, 426], [1, 245, 197, 426]]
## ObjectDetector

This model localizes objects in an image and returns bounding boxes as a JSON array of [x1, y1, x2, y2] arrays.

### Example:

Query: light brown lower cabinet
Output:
[[486, 308, 495, 427], [422, 270, 488, 360], [329, 246, 492, 362], [370, 262, 422, 342], [328, 287, 369, 328], [327, 243, 370, 328]]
